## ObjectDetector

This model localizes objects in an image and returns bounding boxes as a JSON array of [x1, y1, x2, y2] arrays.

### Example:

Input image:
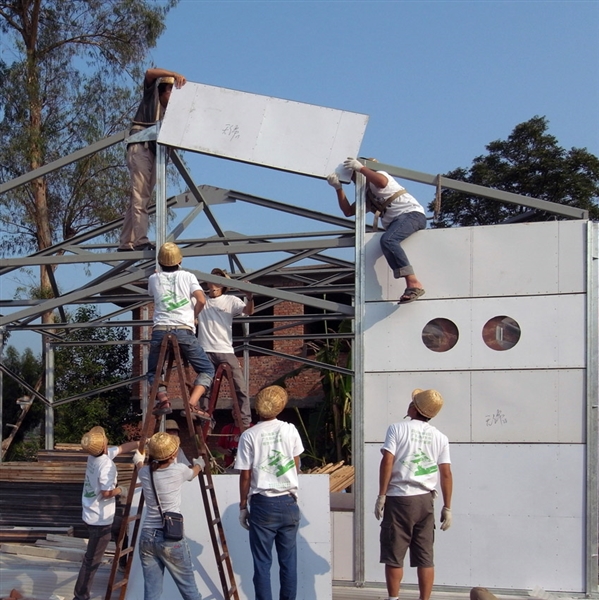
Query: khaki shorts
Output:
[[379, 493, 435, 568]]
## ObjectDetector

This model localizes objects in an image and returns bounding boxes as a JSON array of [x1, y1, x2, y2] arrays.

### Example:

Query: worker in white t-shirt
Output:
[[73, 426, 138, 600], [196, 268, 254, 428], [327, 158, 427, 304], [235, 386, 304, 600]]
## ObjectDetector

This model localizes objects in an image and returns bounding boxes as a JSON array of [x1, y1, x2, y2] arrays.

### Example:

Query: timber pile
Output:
[[0, 533, 115, 563], [306, 461, 354, 492]]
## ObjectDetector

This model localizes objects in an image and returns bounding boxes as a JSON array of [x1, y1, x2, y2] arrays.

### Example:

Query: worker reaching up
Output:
[[147, 242, 214, 419], [118, 68, 186, 252], [327, 158, 427, 304]]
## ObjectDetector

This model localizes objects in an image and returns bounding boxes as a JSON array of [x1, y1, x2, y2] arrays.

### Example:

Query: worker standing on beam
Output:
[[375, 389, 453, 600], [118, 68, 186, 252], [327, 158, 427, 304]]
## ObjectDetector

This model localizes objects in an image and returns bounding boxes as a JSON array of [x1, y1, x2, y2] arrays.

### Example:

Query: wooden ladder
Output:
[[104, 333, 240, 600]]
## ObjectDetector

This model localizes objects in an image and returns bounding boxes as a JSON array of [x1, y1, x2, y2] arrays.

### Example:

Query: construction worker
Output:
[[147, 242, 214, 419], [118, 68, 186, 252], [196, 267, 254, 428], [133, 432, 204, 600], [73, 427, 137, 600], [327, 158, 427, 304], [375, 389, 453, 600], [235, 386, 304, 600]]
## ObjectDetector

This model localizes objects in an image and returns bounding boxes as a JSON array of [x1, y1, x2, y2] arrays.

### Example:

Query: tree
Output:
[[429, 116, 599, 227], [0, 0, 177, 297], [53, 305, 136, 445]]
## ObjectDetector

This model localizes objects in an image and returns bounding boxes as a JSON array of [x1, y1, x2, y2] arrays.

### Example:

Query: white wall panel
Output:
[[125, 475, 331, 600], [558, 220, 587, 293], [471, 369, 584, 443], [363, 443, 585, 591], [364, 228, 472, 302], [364, 371, 471, 444], [159, 82, 368, 178]]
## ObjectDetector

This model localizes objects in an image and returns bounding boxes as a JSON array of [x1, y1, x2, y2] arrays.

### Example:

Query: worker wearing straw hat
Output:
[[235, 386, 304, 600], [164, 419, 190, 465], [73, 427, 138, 600], [118, 68, 186, 252], [133, 432, 205, 600], [375, 389, 453, 600]]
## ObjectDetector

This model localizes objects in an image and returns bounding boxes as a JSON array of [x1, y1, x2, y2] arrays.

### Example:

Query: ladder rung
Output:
[[108, 578, 127, 591], [125, 514, 141, 524], [210, 517, 221, 526], [218, 551, 230, 562]]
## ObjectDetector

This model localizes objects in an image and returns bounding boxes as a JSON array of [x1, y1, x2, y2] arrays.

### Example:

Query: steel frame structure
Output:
[[0, 128, 595, 595]]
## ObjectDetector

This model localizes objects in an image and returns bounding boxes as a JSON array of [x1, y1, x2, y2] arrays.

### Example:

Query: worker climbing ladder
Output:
[[104, 332, 240, 600]]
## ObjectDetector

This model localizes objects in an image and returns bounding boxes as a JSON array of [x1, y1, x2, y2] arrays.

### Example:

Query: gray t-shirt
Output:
[[138, 462, 195, 529]]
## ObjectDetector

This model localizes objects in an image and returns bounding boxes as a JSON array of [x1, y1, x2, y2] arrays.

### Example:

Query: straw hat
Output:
[[210, 268, 231, 293], [411, 389, 444, 419], [255, 385, 288, 419], [148, 432, 180, 461], [81, 426, 107, 456], [157, 242, 182, 267], [164, 419, 179, 432]]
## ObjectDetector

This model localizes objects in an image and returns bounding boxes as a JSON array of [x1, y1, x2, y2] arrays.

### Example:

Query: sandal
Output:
[[152, 399, 172, 416], [188, 404, 212, 421], [398, 287, 425, 304]]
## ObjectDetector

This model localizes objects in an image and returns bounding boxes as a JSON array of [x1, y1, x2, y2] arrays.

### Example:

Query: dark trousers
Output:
[[73, 523, 113, 600]]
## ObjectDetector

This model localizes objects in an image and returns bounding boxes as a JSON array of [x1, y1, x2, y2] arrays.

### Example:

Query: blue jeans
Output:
[[380, 211, 427, 278], [148, 329, 214, 390], [139, 528, 202, 600], [249, 494, 300, 600]]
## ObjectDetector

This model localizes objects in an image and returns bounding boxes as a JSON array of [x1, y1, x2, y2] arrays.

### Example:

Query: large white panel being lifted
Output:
[[158, 82, 368, 178]]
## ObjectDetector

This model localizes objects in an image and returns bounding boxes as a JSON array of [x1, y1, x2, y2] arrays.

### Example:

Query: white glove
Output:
[[133, 450, 145, 465], [192, 456, 205, 470], [326, 173, 342, 190], [239, 508, 250, 530], [440, 506, 452, 531], [118, 485, 129, 498], [344, 157, 363, 172], [374, 495, 386, 520]]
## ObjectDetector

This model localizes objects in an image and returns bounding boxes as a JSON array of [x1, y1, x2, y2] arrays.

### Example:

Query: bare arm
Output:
[[193, 290, 206, 317], [116, 440, 139, 456], [378, 450, 394, 495], [100, 487, 124, 499], [239, 469, 251, 509], [439, 463, 453, 509], [144, 68, 186, 89], [336, 188, 356, 218], [355, 165, 389, 190]]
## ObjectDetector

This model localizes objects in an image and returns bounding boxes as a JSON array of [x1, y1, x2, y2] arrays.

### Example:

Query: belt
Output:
[[153, 325, 194, 332]]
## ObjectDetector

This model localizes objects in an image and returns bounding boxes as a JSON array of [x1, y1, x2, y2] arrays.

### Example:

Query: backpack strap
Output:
[[366, 188, 409, 231]]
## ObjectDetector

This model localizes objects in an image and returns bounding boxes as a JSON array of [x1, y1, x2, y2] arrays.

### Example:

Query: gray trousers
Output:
[[73, 523, 113, 600], [119, 143, 156, 250], [203, 352, 252, 427]]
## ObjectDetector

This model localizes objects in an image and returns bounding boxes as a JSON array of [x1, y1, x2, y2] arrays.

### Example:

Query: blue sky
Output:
[[4, 0, 598, 354]]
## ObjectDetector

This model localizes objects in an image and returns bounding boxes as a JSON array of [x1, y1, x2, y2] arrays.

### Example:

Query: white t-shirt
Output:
[[196, 294, 245, 353], [148, 269, 201, 330], [235, 420, 304, 498], [381, 419, 451, 497], [138, 462, 196, 529], [81, 446, 119, 526], [367, 170, 425, 230]]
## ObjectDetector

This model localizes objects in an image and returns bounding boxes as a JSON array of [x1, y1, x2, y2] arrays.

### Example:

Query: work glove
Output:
[[374, 495, 386, 520], [118, 485, 129, 499], [343, 157, 363, 173], [326, 173, 342, 190], [192, 456, 206, 470], [133, 450, 145, 465], [440, 506, 452, 531], [239, 508, 250, 530]]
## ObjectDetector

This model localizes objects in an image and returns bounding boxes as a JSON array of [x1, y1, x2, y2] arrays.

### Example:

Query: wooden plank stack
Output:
[[305, 461, 355, 492]]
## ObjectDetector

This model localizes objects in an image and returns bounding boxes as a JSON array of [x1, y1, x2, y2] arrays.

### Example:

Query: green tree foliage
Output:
[[53, 305, 136, 445], [0, 0, 176, 292], [1, 344, 44, 446], [429, 116, 599, 227]]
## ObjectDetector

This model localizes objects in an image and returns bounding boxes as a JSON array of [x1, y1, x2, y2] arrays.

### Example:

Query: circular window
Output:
[[422, 318, 459, 352], [482, 316, 521, 351]]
